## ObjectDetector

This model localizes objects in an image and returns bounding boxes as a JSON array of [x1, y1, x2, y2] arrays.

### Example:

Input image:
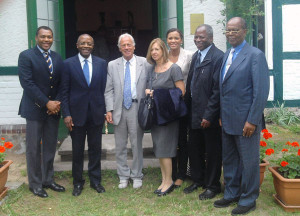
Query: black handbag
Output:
[[138, 72, 154, 130]]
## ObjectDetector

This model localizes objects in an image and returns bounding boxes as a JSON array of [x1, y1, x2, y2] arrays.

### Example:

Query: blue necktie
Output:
[[123, 61, 132, 109], [83, 59, 90, 86], [44, 52, 53, 74]]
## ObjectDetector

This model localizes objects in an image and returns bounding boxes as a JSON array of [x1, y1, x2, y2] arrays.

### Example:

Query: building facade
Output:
[[0, 0, 299, 130]]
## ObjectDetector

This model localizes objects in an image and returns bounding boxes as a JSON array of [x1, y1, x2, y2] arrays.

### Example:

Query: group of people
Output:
[[18, 16, 269, 215]]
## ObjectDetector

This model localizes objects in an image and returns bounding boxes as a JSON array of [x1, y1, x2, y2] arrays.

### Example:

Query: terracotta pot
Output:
[[268, 166, 300, 207], [259, 159, 269, 186], [0, 160, 13, 193]]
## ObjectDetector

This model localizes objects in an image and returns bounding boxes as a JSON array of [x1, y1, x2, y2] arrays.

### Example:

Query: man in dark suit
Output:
[[18, 26, 65, 198], [184, 24, 223, 200], [214, 17, 269, 215], [61, 34, 107, 196]]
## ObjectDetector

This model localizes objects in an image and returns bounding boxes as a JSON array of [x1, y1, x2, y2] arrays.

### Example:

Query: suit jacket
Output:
[[18, 46, 63, 120], [185, 44, 224, 129], [104, 55, 151, 125], [220, 42, 270, 135], [176, 47, 193, 85], [61, 54, 107, 126]]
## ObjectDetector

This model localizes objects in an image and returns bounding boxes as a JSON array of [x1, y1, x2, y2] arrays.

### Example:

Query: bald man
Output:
[[61, 34, 107, 196]]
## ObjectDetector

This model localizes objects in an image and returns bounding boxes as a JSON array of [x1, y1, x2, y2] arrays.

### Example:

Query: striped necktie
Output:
[[44, 52, 53, 74]]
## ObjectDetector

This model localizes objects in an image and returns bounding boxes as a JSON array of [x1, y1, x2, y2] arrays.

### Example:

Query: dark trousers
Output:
[[222, 125, 261, 207], [25, 117, 59, 189], [188, 127, 222, 192], [172, 116, 189, 181], [70, 111, 103, 186]]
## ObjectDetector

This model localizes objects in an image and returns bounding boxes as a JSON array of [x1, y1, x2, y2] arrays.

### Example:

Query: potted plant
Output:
[[0, 137, 14, 200], [268, 139, 300, 212], [259, 129, 273, 186]]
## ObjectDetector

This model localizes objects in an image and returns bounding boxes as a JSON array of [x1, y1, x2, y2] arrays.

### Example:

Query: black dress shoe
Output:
[[199, 189, 220, 200], [158, 184, 174, 196], [214, 197, 240, 208], [231, 203, 256, 215], [174, 184, 181, 189], [29, 187, 48, 198], [43, 182, 65, 192], [90, 184, 105, 193], [154, 189, 161, 194], [183, 183, 203, 194], [72, 185, 83, 196]]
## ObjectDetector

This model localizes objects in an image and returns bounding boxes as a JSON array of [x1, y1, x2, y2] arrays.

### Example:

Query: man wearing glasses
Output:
[[214, 17, 269, 215]]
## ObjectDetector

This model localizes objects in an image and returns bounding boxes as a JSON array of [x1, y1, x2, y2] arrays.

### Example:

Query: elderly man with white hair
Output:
[[105, 33, 151, 189]]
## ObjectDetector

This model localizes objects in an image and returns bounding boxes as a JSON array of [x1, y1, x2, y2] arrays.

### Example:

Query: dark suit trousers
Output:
[[188, 127, 222, 192], [222, 125, 261, 207], [70, 109, 103, 186], [25, 117, 59, 189], [172, 116, 189, 181]]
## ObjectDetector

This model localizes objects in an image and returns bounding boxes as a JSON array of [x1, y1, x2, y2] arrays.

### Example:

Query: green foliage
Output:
[[278, 153, 300, 179], [218, 0, 264, 44], [266, 102, 300, 126]]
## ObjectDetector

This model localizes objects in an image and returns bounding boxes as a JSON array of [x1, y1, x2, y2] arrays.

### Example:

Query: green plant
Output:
[[0, 137, 14, 164], [260, 129, 275, 162], [218, 0, 264, 44], [276, 141, 300, 179], [266, 102, 300, 126], [260, 129, 300, 179]]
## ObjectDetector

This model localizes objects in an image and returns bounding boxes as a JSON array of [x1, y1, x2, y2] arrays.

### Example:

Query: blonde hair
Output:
[[146, 38, 169, 65]]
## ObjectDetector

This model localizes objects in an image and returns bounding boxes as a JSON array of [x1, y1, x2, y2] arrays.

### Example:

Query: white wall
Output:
[[0, 0, 28, 66], [0, 0, 27, 125], [183, 0, 226, 52], [0, 76, 25, 125]]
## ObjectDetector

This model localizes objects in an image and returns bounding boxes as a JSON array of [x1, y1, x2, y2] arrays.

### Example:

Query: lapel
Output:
[[222, 43, 248, 83], [220, 49, 230, 84], [73, 55, 89, 87], [176, 47, 186, 68], [135, 55, 143, 84], [34, 46, 51, 74], [117, 57, 124, 91], [90, 55, 99, 87], [193, 45, 214, 80]]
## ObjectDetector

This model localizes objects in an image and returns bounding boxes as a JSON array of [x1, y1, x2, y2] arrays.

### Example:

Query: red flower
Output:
[[0, 146, 5, 153], [263, 132, 272, 139], [4, 142, 13, 149], [261, 129, 268, 133], [298, 149, 300, 156], [260, 141, 267, 147], [265, 148, 274, 155], [292, 142, 299, 147], [286, 141, 291, 145], [281, 148, 288, 152], [281, 161, 289, 167], [1, 137, 5, 141]]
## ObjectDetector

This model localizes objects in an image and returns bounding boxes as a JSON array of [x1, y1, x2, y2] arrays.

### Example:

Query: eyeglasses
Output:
[[223, 30, 241, 35]]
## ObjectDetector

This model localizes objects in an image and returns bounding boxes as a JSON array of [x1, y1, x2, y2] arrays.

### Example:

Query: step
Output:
[[57, 133, 155, 161]]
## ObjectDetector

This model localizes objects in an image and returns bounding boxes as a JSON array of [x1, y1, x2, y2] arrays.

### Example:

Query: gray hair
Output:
[[117, 33, 136, 48], [196, 24, 213, 38]]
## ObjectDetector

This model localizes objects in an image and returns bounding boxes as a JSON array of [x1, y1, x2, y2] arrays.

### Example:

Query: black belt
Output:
[[132, 99, 138, 103]]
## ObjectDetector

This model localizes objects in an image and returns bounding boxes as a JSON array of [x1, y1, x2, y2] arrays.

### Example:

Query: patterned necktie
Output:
[[83, 59, 90, 86], [222, 48, 235, 81], [44, 52, 53, 74], [191, 52, 201, 96], [123, 61, 132, 109]]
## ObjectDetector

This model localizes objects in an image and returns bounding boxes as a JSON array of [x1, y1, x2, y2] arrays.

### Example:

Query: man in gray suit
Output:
[[213, 17, 269, 215], [105, 33, 149, 189]]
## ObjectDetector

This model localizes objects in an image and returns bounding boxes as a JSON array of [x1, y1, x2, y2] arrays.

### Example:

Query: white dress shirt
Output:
[[78, 53, 93, 84], [122, 55, 137, 99]]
